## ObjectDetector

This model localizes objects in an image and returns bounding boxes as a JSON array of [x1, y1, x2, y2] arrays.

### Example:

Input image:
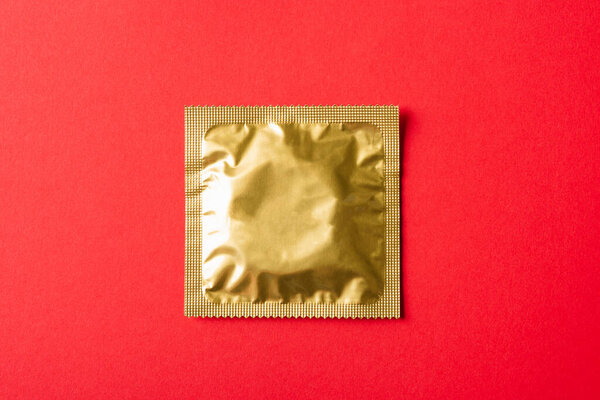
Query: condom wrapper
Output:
[[185, 106, 400, 318]]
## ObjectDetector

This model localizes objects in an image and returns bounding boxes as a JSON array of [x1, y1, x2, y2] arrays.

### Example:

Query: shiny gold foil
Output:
[[186, 106, 400, 318]]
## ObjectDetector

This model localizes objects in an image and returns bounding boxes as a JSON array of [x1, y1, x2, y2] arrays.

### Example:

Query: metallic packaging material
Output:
[[186, 106, 400, 318], [203, 122, 385, 303]]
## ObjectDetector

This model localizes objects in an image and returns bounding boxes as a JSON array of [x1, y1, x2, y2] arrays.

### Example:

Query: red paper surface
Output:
[[1, 1, 599, 398]]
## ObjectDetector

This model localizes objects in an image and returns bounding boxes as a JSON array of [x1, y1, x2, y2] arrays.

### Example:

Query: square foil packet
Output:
[[185, 106, 400, 318]]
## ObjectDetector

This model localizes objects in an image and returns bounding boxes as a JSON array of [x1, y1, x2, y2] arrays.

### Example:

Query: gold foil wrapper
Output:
[[185, 106, 400, 318]]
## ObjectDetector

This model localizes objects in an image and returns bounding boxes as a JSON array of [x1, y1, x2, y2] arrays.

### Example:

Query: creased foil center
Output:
[[201, 123, 385, 303]]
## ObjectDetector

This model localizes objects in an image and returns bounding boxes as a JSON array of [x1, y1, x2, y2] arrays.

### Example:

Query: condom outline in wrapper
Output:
[[185, 106, 401, 318]]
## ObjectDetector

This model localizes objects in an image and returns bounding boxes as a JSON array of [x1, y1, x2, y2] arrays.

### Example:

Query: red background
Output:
[[1, 1, 599, 398]]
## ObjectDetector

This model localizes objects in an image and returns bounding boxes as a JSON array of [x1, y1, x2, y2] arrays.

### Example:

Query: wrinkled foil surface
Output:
[[201, 123, 385, 303]]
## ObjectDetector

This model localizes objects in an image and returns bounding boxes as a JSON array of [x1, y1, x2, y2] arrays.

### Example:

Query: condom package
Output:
[[185, 106, 400, 318]]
